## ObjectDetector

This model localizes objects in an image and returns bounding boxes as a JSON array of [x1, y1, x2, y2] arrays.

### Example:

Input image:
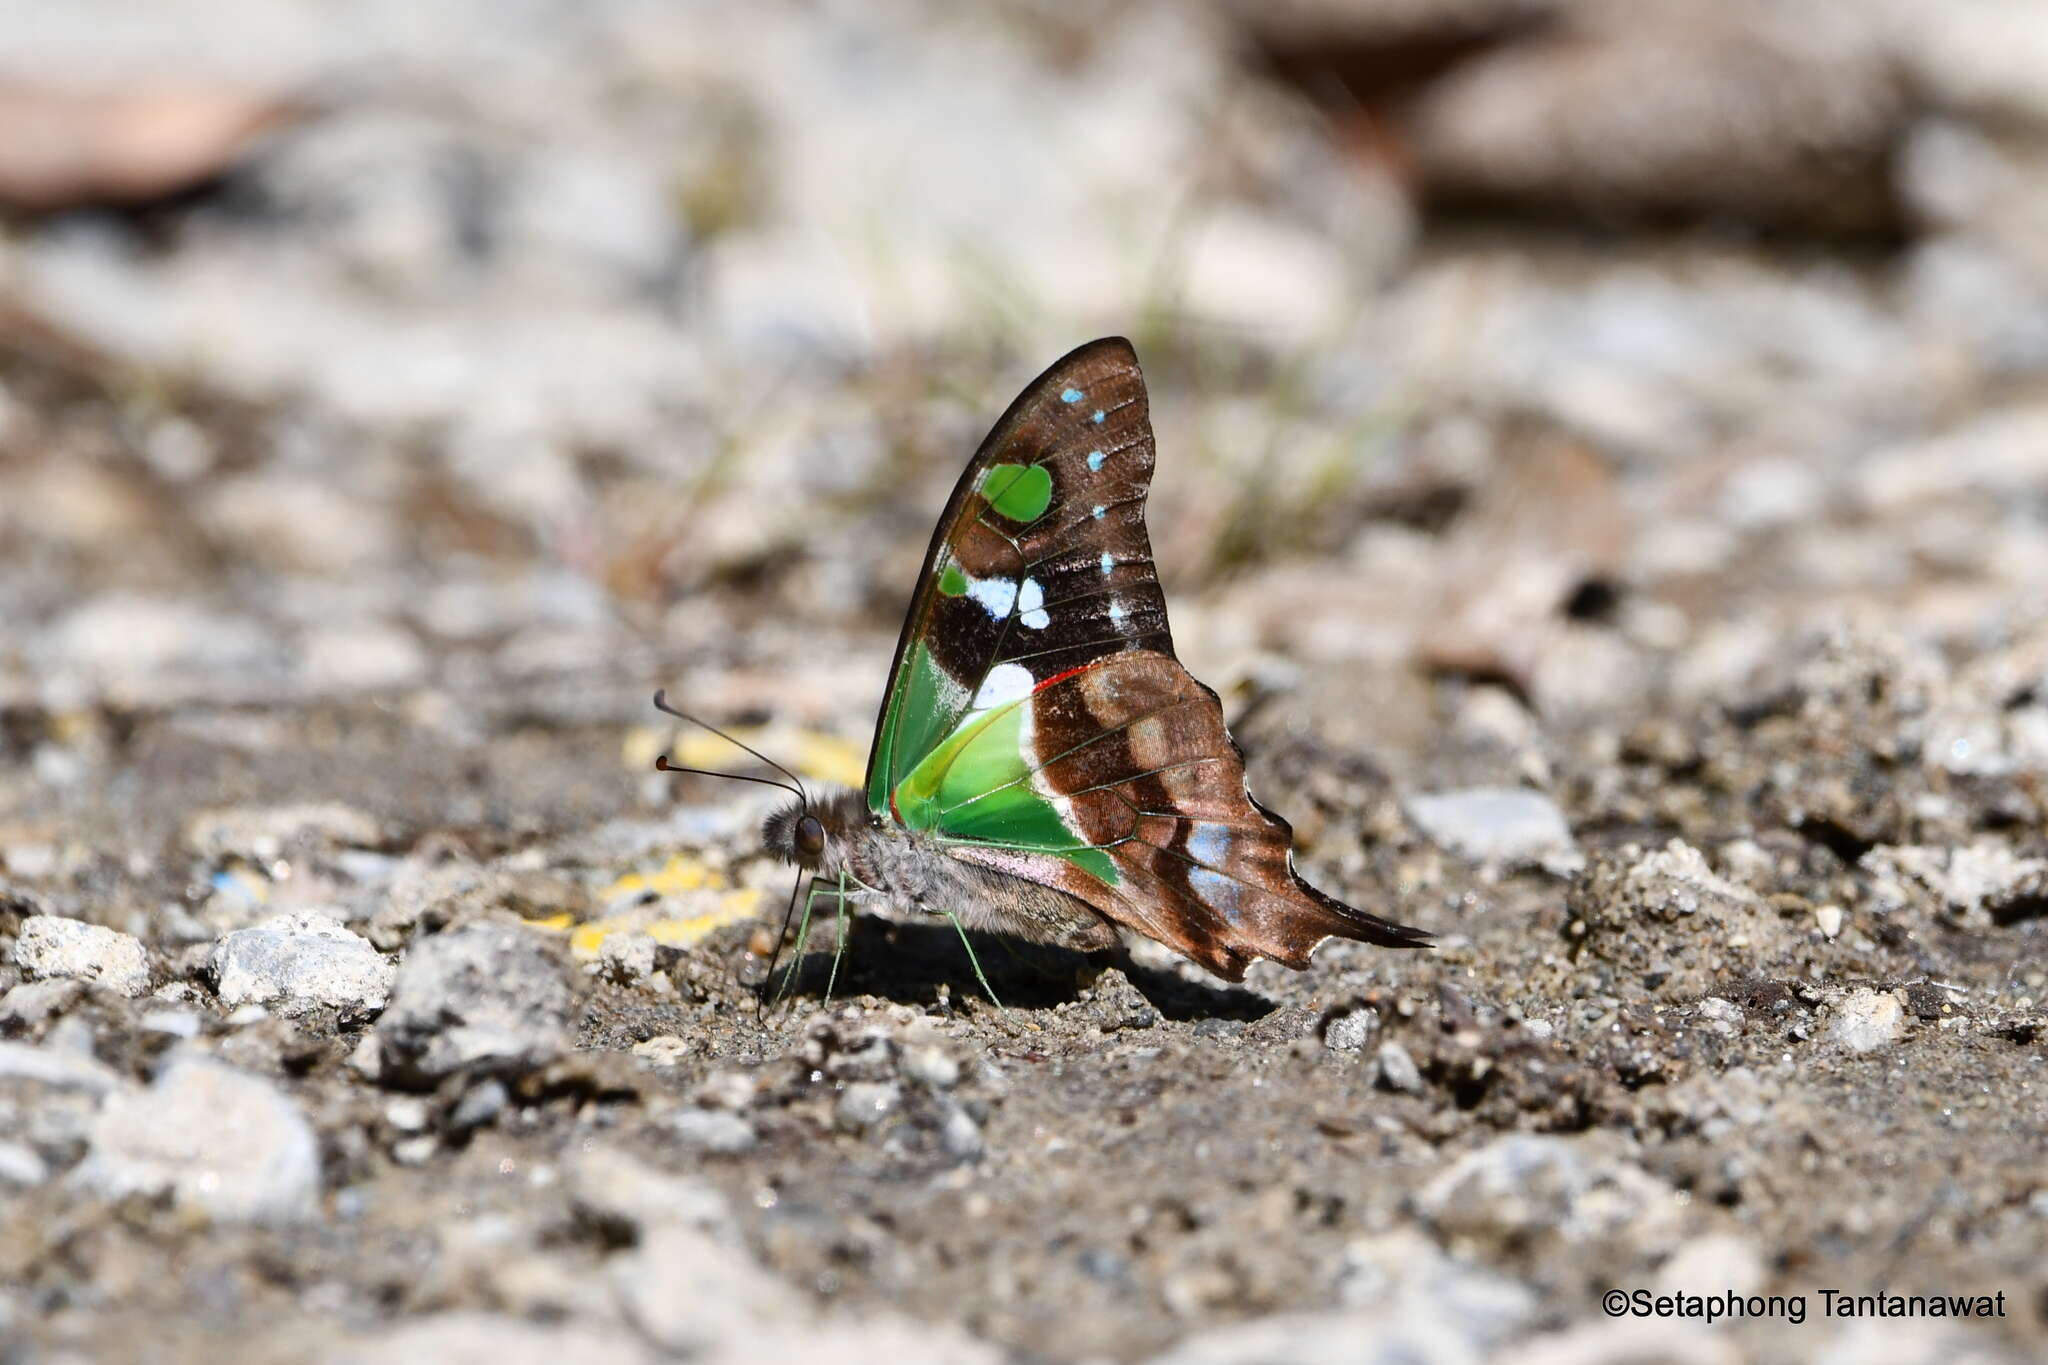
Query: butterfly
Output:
[[659, 338, 1429, 991]]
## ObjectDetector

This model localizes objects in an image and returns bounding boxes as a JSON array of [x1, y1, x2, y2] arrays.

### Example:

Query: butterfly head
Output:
[[762, 799, 829, 868]]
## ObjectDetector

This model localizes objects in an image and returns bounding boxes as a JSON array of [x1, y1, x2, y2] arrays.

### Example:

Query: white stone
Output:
[[0, 1140, 49, 1186], [1498, 1319, 1741, 1365], [76, 1054, 320, 1224], [0, 1039, 123, 1095], [1376, 1041, 1424, 1093], [1827, 988, 1905, 1054], [11, 916, 150, 997], [1655, 1233, 1765, 1298], [209, 911, 394, 1019], [374, 921, 581, 1086], [1694, 997, 1745, 1037], [1406, 788, 1582, 874], [613, 1224, 809, 1357], [670, 1108, 757, 1155], [567, 1146, 730, 1236], [325, 1313, 657, 1365], [899, 1044, 960, 1089], [1323, 1008, 1379, 1053], [1418, 1136, 1683, 1255], [1337, 1228, 1537, 1352], [630, 1034, 694, 1066]]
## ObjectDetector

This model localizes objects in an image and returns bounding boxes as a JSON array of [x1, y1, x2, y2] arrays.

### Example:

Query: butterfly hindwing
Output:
[[946, 650, 1430, 980]]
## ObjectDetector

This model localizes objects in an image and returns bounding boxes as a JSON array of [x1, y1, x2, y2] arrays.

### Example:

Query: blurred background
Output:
[[3, 0, 2046, 789]]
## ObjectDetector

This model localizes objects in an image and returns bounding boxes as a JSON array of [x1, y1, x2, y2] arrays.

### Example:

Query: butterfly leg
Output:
[[942, 909, 1005, 1012], [775, 875, 828, 1004], [823, 868, 851, 1002]]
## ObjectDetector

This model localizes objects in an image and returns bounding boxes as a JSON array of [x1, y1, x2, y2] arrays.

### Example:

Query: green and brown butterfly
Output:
[[658, 337, 1429, 990]]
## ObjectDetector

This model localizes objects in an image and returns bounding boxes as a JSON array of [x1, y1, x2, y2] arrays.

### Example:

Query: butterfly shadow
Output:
[[768, 914, 1276, 1023]]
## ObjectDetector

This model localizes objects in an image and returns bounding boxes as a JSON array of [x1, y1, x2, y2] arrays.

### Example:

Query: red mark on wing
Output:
[[1031, 662, 1097, 695], [886, 660, 1101, 823]]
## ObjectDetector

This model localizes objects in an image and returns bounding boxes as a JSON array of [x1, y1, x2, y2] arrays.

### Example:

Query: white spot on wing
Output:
[[973, 662, 1035, 710], [967, 575, 1017, 621], [1017, 576, 1049, 630]]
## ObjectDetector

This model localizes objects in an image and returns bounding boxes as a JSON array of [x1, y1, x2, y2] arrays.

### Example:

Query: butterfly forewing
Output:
[[865, 338, 1168, 816]]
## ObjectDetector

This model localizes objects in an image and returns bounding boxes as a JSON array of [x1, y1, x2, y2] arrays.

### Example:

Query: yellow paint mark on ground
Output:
[[569, 921, 614, 956], [787, 732, 866, 789], [602, 853, 724, 901], [621, 725, 667, 771], [564, 888, 764, 959], [635, 722, 866, 789]]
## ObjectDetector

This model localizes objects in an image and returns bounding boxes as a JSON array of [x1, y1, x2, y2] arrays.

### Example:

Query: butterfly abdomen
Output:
[[772, 787, 1118, 954]]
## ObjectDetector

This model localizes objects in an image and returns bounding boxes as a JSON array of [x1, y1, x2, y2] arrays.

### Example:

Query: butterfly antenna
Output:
[[757, 869, 811, 1021], [651, 690, 810, 805]]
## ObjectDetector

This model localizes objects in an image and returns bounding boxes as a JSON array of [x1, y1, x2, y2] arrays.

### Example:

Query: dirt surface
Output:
[[3, 4, 2047, 1363]]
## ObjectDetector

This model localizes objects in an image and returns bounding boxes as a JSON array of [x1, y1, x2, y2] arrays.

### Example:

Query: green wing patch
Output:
[[893, 693, 1120, 887]]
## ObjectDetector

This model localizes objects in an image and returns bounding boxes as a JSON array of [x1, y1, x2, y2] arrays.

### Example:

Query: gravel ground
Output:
[[2, 3, 2045, 1363]]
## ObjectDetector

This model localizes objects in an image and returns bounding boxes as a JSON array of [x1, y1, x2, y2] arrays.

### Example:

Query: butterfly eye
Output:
[[795, 815, 826, 860]]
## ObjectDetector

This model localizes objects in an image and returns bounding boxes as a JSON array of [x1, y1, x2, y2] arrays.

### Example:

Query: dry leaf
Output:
[[0, 82, 300, 213]]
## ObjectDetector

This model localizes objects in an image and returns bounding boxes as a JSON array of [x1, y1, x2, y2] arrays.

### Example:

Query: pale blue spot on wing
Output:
[[1017, 576, 1049, 630], [1186, 823, 1233, 865], [973, 662, 1034, 709], [967, 575, 1017, 621], [1107, 597, 1127, 625], [1061, 387, 1084, 404], [1188, 867, 1246, 923], [1091, 504, 1105, 520], [1092, 410, 1105, 424], [1087, 450, 1105, 471], [1099, 551, 1115, 575]]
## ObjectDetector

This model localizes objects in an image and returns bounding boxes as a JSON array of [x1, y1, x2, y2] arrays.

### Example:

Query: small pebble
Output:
[[208, 910, 393, 1019], [1376, 1040, 1424, 1093], [671, 1108, 757, 1155], [76, 1054, 320, 1224], [1695, 997, 1745, 1036], [0, 1140, 50, 1187], [12, 916, 151, 997], [449, 1079, 508, 1131], [835, 1081, 900, 1132], [900, 1044, 960, 1089], [1323, 1007, 1379, 1053], [941, 1105, 985, 1159], [391, 1136, 438, 1166], [385, 1098, 431, 1132], [630, 1035, 695, 1066], [1828, 988, 1905, 1054]]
